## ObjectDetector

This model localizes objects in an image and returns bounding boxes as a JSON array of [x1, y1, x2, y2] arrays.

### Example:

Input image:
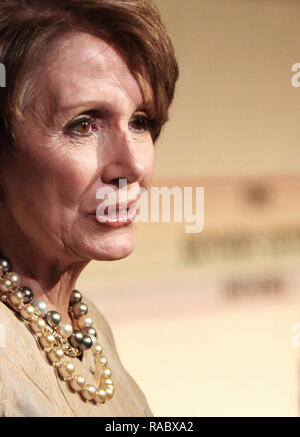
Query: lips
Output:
[[102, 200, 137, 217], [91, 198, 139, 227], [93, 199, 138, 216]]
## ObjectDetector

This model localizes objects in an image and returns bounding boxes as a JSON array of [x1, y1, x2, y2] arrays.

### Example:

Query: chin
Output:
[[87, 227, 137, 262]]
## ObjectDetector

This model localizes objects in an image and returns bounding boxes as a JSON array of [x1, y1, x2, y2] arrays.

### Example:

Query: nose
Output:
[[100, 128, 150, 188]]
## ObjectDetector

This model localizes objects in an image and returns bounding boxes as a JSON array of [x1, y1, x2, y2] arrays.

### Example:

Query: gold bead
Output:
[[5, 272, 21, 288], [81, 384, 97, 401], [0, 278, 13, 293], [99, 356, 108, 368], [30, 318, 46, 333], [39, 333, 55, 349], [8, 290, 25, 306], [47, 347, 64, 364], [96, 388, 106, 404], [93, 343, 103, 355], [20, 304, 36, 320], [77, 315, 93, 330], [69, 375, 86, 392], [58, 361, 75, 380], [57, 323, 73, 338]]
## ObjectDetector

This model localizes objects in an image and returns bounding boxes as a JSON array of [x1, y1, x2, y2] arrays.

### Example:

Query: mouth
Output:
[[90, 199, 139, 228]]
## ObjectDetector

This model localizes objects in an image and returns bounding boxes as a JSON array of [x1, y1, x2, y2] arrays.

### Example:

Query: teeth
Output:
[[103, 206, 127, 217]]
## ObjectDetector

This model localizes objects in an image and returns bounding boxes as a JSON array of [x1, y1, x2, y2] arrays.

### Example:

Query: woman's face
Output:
[[0, 32, 154, 263]]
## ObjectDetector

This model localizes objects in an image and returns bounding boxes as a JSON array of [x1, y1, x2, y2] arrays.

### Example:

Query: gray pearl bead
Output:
[[81, 327, 97, 338], [79, 334, 93, 350], [72, 302, 88, 319], [0, 258, 11, 275], [70, 290, 82, 304], [32, 299, 47, 316], [45, 311, 61, 327], [69, 331, 84, 348], [20, 286, 34, 303]]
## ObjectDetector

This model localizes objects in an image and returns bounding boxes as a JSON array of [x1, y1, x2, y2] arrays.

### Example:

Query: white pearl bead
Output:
[[58, 361, 75, 380], [89, 334, 97, 345], [20, 304, 36, 320], [93, 343, 103, 355], [69, 375, 86, 392], [57, 323, 73, 338], [47, 347, 64, 364], [39, 333, 55, 349], [102, 377, 113, 387], [102, 368, 111, 379], [30, 318, 46, 333], [106, 384, 114, 392], [81, 384, 97, 401], [77, 315, 93, 329], [105, 387, 114, 400], [96, 389, 106, 404], [99, 356, 108, 367]]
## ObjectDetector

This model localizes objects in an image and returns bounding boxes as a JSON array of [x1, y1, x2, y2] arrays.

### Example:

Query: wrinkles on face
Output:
[[0, 32, 156, 320], [1, 32, 154, 266]]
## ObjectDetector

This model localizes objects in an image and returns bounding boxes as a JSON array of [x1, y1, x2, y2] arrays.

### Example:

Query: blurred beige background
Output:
[[79, 0, 300, 416]]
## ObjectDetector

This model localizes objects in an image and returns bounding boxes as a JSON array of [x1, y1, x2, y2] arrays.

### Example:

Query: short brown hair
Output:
[[0, 0, 179, 158]]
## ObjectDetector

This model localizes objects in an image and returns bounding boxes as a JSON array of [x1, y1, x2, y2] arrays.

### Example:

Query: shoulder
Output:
[[83, 296, 154, 417], [0, 302, 76, 417], [83, 296, 116, 351], [0, 301, 26, 354], [0, 303, 43, 416]]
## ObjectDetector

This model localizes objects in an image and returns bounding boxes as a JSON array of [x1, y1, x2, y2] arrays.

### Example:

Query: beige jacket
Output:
[[0, 297, 153, 417]]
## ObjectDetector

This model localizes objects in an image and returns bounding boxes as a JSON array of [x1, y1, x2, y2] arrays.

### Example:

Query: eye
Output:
[[129, 113, 151, 133], [64, 116, 97, 137]]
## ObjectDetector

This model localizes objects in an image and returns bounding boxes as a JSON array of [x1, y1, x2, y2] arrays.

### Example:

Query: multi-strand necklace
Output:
[[0, 257, 114, 405]]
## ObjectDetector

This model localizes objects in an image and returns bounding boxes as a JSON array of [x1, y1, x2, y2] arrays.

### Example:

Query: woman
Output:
[[0, 0, 178, 417]]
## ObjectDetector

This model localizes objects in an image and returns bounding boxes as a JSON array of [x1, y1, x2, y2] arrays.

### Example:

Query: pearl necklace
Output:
[[0, 257, 114, 405]]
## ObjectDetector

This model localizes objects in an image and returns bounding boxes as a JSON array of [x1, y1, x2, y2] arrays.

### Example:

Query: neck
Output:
[[19, 266, 87, 324], [0, 225, 89, 324]]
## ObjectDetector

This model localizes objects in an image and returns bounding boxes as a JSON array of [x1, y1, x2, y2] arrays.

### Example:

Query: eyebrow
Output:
[[59, 98, 155, 117]]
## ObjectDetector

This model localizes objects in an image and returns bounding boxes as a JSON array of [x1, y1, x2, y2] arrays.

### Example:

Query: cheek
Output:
[[55, 155, 93, 186], [144, 143, 155, 184], [47, 152, 99, 208], [12, 145, 98, 214]]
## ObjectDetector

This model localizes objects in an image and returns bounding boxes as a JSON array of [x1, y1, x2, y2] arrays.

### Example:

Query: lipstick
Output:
[[91, 200, 138, 228]]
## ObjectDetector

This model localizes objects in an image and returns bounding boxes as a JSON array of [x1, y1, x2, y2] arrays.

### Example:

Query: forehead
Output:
[[39, 32, 150, 112]]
